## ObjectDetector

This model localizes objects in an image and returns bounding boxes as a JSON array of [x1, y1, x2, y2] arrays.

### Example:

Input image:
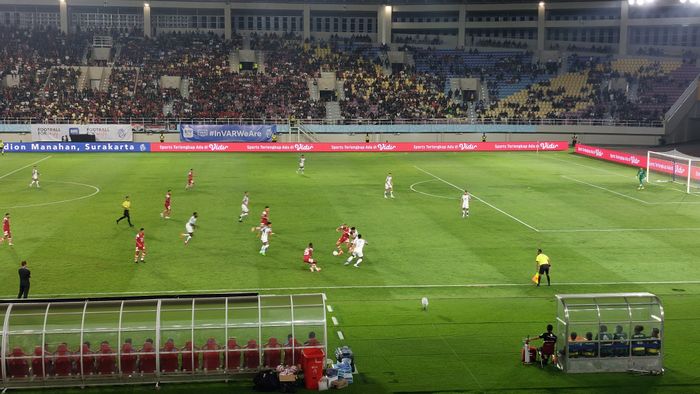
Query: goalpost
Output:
[[647, 149, 700, 193]]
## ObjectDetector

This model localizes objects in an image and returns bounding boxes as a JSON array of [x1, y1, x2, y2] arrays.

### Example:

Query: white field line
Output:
[[550, 155, 700, 197], [1, 181, 100, 209], [409, 179, 459, 200], [0, 155, 52, 180], [561, 175, 650, 204], [332, 316, 339, 326], [541, 227, 700, 233], [414, 165, 540, 232], [7, 280, 700, 298], [326, 305, 333, 313], [337, 331, 345, 340]]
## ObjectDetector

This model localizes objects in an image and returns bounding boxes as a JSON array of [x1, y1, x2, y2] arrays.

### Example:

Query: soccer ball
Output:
[[332, 250, 339, 256]]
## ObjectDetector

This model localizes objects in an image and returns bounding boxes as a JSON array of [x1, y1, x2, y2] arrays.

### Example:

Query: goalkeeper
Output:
[[637, 167, 647, 190]]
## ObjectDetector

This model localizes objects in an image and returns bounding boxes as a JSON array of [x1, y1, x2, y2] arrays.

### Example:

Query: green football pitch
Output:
[[1, 151, 700, 393]]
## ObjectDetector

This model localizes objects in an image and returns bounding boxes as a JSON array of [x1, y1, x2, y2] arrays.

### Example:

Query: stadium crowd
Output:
[[1, 27, 698, 123]]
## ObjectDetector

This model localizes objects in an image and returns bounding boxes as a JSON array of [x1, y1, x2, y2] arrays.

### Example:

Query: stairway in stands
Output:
[[325, 101, 343, 122]]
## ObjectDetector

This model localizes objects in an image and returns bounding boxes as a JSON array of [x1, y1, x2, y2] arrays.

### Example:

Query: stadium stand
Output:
[[0, 28, 698, 124]]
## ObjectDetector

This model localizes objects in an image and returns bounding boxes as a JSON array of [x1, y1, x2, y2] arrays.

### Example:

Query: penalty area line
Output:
[[8, 280, 700, 298], [0, 155, 52, 180], [414, 165, 540, 232], [561, 175, 650, 204]]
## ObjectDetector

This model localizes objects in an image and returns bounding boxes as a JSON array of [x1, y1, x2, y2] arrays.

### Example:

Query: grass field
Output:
[[1, 150, 700, 393]]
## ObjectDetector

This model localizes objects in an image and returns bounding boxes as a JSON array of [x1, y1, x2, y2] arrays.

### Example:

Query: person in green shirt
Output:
[[637, 167, 647, 190]]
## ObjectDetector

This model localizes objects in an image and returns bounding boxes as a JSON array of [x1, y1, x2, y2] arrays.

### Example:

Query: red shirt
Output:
[[187, 171, 193, 181], [164, 193, 171, 207], [260, 210, 269, 225], [135, 232, 145, 249], [2, 217, 9, 232], [303, 247, 313, 262]]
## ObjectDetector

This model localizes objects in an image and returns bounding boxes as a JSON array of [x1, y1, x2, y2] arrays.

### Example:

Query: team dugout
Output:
[[1, 293, 327, 389], [555, 292, 663, 374]]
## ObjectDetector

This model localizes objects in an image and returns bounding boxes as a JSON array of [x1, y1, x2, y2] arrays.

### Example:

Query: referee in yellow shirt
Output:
[[116, 196, 134, 227], [535, 249, 551, 287]]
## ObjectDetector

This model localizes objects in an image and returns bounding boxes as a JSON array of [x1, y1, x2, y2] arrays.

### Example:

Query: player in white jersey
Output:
[[181, 212, 198, 245], [29, 166, 40, 188], [259, 222, 273, 255], [238, 191, 250, 222], [345, 234, 367, 268], [461, 190, 471, 218], [297, 155, 306, 174], [384, 173, 394, 198]]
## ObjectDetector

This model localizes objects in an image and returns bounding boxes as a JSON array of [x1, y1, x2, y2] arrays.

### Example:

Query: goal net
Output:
[[647, 149, 700, 193]]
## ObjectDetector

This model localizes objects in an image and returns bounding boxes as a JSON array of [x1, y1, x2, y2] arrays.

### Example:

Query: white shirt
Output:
[[187, 216, 197, 227], [299, 157, 305, 167], [32, 169, 39, 179], [352, 238, 366, 253], [242, 195, 249, 206], [385, 175, 392, 188], [462, 193, 470, 207], [261, 226, 272, 242]]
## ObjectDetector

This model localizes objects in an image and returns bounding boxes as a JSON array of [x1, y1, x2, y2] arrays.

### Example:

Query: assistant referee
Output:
[[116, 196, 133, 227], [535, 249, 551, 287]]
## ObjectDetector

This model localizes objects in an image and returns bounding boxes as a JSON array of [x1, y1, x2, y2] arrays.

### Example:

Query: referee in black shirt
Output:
[[18, 260, 30, 299]]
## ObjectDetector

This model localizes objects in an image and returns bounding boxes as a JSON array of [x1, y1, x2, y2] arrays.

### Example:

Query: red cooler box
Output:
[[301, 348, 325, 390]]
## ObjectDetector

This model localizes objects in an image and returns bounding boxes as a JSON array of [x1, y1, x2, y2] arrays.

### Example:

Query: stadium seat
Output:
[[263, 337, 281, 368], [181, 341, 200, 372], [7, 347, 29, 378], [160, 339, 179, 373], [226, 338, 242, 371], [138, 342, 156, 374], [120, 341, 137, 375], [53, 344, 73, 376], [31, 346, 52, 377], [244, 339, 260, 370], [96, 342, 116, 375], [202, 338, 221, 371]]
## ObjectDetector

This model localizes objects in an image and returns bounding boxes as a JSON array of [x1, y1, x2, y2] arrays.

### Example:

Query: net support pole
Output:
[[646, 151, 651, 184], [688, 158, 692, 194]]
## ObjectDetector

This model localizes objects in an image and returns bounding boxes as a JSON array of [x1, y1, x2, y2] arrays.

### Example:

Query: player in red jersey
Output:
[[1, 212, 12, 246], [250, 206, 270, 232], [160, 190, 172, 219], [303, 243, 321, 272], [134, 228, 146, 263], [185, 169, 194, 190], [334, 224, 350, 255]]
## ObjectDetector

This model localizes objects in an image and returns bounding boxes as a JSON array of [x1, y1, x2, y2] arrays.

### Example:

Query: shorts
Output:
[[352, 250, 364, 258], [241, 205, 249, 213], [462, 204, 469, 209], [135, 246, 145, 252], [3, 230, 10, 238], [337, 236, 349, 244], [538, 264, 550, 275], [185, 224, 194, 234], [164, 204, 171, 210], [304, 258, 315, 264], [385, 184, 392, 190]]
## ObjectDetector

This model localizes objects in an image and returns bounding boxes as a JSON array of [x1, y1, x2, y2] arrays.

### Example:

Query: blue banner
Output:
[[2, 142, 151, 153], [179, 124, 275, 142]]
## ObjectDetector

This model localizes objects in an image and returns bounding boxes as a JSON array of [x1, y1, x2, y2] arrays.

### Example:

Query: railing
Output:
[[0, 117, 664, 128]]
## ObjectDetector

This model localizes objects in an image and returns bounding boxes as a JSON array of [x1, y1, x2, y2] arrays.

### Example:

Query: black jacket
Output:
[[18, 267, 30, 285]]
